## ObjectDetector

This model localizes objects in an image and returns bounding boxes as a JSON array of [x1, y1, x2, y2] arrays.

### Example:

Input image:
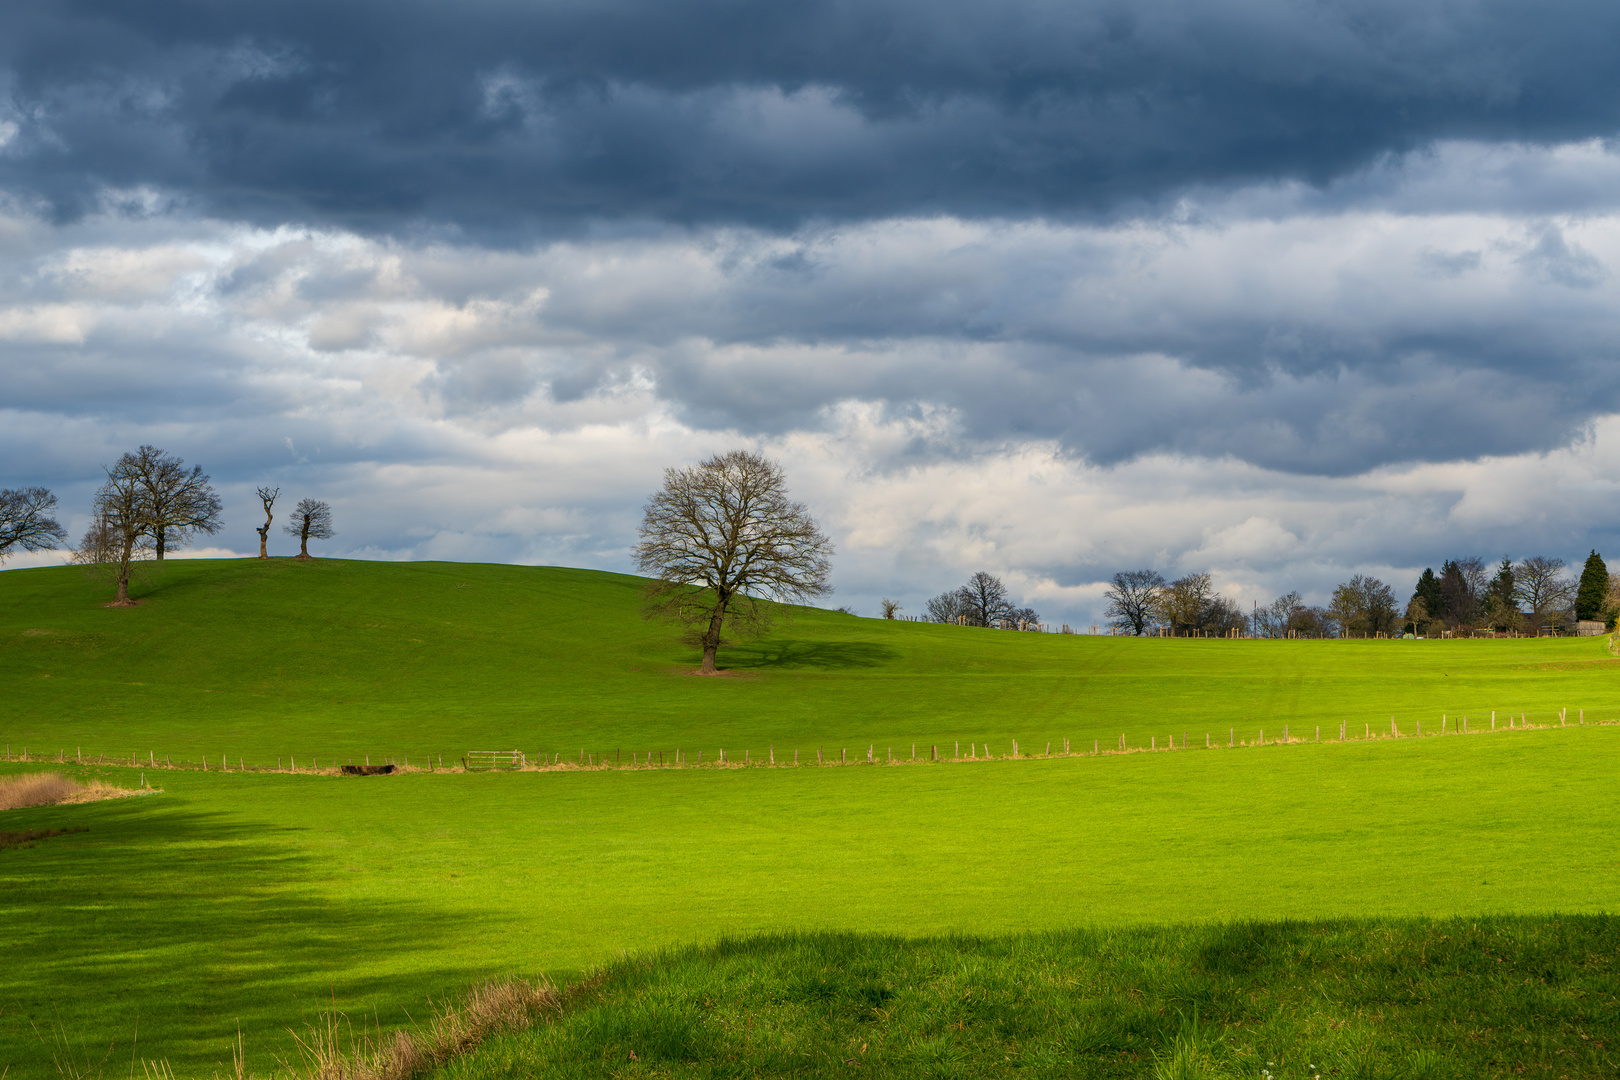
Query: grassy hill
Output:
[[2, 558, 1619, 1076], [3, 557, 1617, 763]]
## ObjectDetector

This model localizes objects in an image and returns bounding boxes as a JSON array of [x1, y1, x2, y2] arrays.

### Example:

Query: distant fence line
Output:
[[3, 709, 1611, 776], [893, 617, 1604, 639]]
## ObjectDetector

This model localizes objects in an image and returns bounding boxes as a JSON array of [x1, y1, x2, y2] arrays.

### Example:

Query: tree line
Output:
[[0, 446, 336, 605], [1103, 553, 1613, 638]]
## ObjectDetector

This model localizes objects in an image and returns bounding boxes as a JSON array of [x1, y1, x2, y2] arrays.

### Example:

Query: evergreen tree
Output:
[[1576, 550, 1608, 622], [1412, 568, 1443, 624], [1484, 557, 1520, 632]]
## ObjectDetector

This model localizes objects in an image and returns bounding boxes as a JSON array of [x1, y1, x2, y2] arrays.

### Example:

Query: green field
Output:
[[2, 560, 1619, 1077], [4, 558, 1616, 762]]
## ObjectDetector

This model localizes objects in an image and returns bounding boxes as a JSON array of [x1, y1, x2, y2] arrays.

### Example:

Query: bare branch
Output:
[[0, 487, 67, 564], [635, 450, 833, 673]]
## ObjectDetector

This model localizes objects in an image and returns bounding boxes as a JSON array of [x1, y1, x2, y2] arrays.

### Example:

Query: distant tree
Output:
[[1290, 606, 1336, 638], [1203, 596, 1248, 636], [925, 589, 969, 623], [121, 446, 222, 560], [635, 450, 833, 675], [255, 487, 280, 559], [1006, 605, 1042, 630], [879, 598, 902, 619], [86, 452, 155, 606], [0, 487, 67, 565], [1516, 556, 1575, 635], [1251, 591, 1302, 638], [1104, 569, 1164, 636], [1411, 568, 1444, 627], [1436, 557, 1486, 629], [1576, 550, 1608, 622], [284, 498, 336, 560], [1402, 597, 1430, 636], [1330, 575, 1398, 637], [1483, 557, 1521, 632], [959, 572, 1016, 628], [1157, 573, 1217, 635]]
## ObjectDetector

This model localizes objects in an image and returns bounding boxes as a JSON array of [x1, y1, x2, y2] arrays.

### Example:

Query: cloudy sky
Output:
[[3, 0, 1620, 623]]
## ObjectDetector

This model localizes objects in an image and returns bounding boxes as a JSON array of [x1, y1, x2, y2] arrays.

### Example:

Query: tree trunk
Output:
[[298, 531, 311, 559], [257, 526, 269, 559], [154, 528, 166, 560], [114, 538, 133, 605], [699, 599, 728, 673]]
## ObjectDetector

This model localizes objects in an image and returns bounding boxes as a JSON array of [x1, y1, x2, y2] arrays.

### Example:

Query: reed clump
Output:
[[0, 772, 147, 810]]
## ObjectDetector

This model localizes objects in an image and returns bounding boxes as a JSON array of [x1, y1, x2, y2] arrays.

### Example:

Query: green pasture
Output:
[[438, 921, 1620, 1080], [4, 558, 1620, 1076], [2, 558, 1617, 763], [4, 724, 1619, 1075]]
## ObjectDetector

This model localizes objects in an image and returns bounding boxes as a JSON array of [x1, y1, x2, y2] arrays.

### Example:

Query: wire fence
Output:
[[3, 708, 1612, 776]]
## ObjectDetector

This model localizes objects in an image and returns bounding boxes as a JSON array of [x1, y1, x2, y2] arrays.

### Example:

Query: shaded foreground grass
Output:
[[4, 559, 1619, 767], [3, 724, 1619, 1075], [432, 922, 1620, 1080]]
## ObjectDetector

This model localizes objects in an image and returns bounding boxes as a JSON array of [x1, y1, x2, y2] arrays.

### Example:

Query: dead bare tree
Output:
[[635, 450, 833, 674], [127, 445, 222, 559], [0, 487, 67, 564], [284, 498, 335, 559], [255, 487, 280, 558], [880, 598, 902, 619]]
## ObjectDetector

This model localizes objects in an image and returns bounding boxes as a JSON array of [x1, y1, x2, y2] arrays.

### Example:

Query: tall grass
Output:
[[0, 770, 141, 809], [0, 771, 81, 809]]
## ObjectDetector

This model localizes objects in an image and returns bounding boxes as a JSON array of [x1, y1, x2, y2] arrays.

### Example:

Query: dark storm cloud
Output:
[[4, 0, 1620, 234]]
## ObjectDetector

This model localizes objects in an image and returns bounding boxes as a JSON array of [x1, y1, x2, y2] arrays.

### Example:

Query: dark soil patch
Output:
[[1, 826, 87, 852]]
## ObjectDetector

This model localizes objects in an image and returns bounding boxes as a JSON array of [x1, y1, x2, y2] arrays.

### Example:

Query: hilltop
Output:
[[2, 557, 1615, 763]]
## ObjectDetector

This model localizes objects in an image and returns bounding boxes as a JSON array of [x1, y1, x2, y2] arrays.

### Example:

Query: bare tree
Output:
[[86, 453, 154, 605], [255, 487, 280, 559], [1006, 605, 1043, 630], [284, 498, 336, 560], [1158, 572, 1216, 634], [1104, 569, 1164, 635], [125, 446, 222, 559], [1252, 591, 1303, 638], [0, 488, 67, 564], [1330, 575, 1398, 637], [1516, 556, 1575, 634], [925, 589, 969, 623], [635, 450, 833, 674], [880, 598, 902, 619], [960, 571, 1016, 627]]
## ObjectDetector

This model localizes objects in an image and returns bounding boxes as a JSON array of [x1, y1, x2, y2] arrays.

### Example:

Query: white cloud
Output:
[[7, 143, 1620, 622]]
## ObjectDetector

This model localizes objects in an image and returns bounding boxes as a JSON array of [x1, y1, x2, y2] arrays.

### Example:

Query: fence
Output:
[[4, 710, 1610, 777]]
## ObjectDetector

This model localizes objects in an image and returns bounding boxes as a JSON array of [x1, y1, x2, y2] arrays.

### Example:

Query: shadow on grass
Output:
[[723, 640, 901, 671], [0, 792, 501, 1078]]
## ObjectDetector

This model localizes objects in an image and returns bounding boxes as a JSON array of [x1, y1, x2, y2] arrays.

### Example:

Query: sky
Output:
[[3, 0, 1620, 623]]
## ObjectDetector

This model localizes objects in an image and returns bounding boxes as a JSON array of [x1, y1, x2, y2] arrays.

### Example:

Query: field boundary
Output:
[[5, 710, 1615, 777]]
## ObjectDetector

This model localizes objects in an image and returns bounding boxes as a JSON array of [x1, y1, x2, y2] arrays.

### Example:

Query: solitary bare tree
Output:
[[85, 453, 154, 605], [0, 487, 67, 564], [127, 446, 222, 559], [284, 498, 335, 559], [255, 487, 280, 558], [635, 450, 833, 674], [880, 598, 902, 619]]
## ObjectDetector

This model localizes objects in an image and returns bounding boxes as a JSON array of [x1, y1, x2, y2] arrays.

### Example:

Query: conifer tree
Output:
[[1412, 568, 1443, 624], [1576, 550, 1608, 622]]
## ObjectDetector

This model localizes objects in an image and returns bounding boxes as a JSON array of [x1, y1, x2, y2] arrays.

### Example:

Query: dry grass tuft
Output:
[[285, 975, 564, 1080], [0, 772, 153, 811]]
